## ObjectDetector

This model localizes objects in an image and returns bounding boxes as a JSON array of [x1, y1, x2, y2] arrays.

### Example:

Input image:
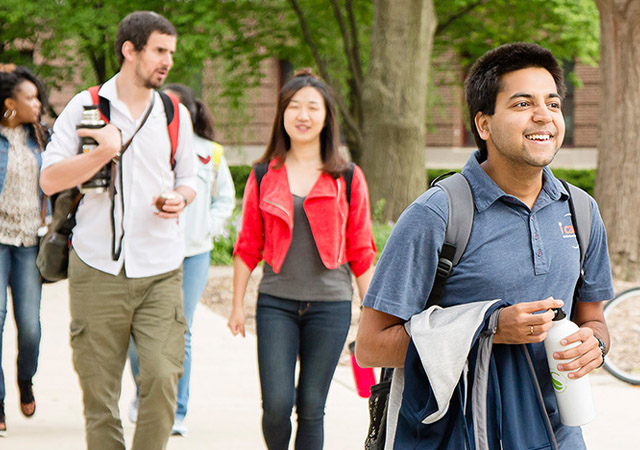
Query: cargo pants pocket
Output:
[[70, 319, 100, 378], [161, 306, 187, 370]]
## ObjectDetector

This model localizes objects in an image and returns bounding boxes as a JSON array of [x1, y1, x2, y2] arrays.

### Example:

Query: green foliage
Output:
[[372, 221, 394, 263], [550, 168, 595, 197], [435, 0, 600, 67], [1, 1, 600, 136], [229, 165, 253, 199], [372, 198, 387, 223], [210, 210, 240, 265], [427, 169, 460, 186]]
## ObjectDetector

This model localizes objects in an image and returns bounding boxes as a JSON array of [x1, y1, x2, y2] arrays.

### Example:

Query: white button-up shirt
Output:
[[42, 74, 197, 278]]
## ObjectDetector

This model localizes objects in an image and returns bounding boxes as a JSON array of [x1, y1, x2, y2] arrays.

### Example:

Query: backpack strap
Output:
[[559, 179, 592, 320], [253, 161, 355, 204], [212, 142, 224, 167], [88, 85, 110, 123], [253, 161, 270, 198], [159, 91, 180, 167], [426, 172, 475, 308], [88, 86, 179, 166], [344, 162, 356, 205]]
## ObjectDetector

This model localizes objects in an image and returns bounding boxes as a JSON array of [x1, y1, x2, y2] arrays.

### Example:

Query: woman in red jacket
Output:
[[228, 68, 375, 450]]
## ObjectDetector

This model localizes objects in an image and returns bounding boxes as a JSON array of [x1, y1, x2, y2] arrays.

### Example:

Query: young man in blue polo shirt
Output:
[[356, 43, 613, 449]]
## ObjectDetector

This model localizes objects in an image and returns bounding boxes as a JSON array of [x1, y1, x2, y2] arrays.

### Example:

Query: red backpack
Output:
[[88, 85, 180, 167]]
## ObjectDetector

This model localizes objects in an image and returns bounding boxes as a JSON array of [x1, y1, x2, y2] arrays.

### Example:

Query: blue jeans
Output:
[[128, 251, 210, 420], [0, 244, 42, 402], [256, 293, 351, 450]]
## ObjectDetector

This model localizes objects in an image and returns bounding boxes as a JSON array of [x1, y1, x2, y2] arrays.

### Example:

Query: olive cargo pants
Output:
[[68, 250, 186, 450]]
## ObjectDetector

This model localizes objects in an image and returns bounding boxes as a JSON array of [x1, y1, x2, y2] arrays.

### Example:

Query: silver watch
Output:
[[595, 336, 606, 368]]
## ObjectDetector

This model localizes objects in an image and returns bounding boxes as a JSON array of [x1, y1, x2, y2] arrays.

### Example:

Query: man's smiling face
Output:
[[476, 66, 565, 169]]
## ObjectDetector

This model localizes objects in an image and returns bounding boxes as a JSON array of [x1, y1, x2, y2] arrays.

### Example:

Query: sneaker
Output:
[[128, 397, 139, 424], [171, 418, 187, 437]]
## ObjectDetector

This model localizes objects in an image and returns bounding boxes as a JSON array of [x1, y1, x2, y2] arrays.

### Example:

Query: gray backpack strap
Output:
[[559, 179, 592, 320], [426, 172, 475, 307], [560, 180, 592, 267], [437, 172, 475, 266]]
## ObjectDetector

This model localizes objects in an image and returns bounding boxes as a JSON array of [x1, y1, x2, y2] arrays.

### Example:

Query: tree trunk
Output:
[[594, 0, 640, 281], [360, 0, 436, 221]]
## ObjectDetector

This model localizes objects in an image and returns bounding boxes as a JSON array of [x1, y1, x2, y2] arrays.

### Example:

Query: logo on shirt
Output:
[[558, 213, 579, 249]]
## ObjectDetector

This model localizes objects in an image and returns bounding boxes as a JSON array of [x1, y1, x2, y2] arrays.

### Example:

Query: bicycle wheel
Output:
[[602, 287, 640, 385]]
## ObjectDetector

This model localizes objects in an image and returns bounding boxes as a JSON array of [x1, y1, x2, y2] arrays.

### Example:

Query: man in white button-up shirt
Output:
[[40, 11, 197, 450]]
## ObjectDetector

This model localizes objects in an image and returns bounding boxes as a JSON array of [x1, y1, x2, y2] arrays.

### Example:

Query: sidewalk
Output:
[[2, 279, 369, 449], [2, 278, 639, 449]]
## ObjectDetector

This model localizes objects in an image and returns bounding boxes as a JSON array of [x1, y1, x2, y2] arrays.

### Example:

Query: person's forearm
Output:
[[175, 185, 196, 206], [40, 150, 115, 195], [232, 255, 252, 311], [355, 265, 374, 301], [355, 307, 410, 368]]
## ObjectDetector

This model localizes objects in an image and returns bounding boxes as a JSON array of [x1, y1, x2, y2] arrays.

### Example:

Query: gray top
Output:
[[259, 194, 352, 301]]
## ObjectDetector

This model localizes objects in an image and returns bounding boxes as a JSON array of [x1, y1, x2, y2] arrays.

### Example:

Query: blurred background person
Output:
[[0, 64, 49, 436], [128, 83, 235, 437], [228, 68, 376, 450]]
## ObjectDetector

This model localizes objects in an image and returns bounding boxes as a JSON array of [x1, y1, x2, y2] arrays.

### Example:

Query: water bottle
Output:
[[77, 105, 109, 193], [543, 308, 595, 426]]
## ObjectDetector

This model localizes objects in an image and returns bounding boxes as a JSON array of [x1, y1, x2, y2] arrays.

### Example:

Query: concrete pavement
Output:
[[2, 274, 639, 449]]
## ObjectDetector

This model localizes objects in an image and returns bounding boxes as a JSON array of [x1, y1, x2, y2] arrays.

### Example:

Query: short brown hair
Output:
[[115, 11, 176, 66]]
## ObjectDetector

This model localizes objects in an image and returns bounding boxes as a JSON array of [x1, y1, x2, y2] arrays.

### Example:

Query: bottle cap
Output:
[[552, 308, 566, 321]]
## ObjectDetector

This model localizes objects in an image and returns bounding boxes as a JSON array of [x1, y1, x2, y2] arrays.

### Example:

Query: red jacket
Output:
[[234, 159, 376, 277]]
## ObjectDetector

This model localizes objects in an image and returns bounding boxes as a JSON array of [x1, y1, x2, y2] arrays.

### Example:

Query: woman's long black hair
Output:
[[256, 67, 348, 179], [162, 83, 215, 141]]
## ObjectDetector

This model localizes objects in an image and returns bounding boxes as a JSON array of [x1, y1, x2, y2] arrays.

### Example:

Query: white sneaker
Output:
[[128, 397, 139, 424], [171, 418, 187, 437]]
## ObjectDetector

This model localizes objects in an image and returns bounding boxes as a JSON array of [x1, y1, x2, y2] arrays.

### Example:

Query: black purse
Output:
[[36, 188, 83, 282], [364, 367, 393, 449]]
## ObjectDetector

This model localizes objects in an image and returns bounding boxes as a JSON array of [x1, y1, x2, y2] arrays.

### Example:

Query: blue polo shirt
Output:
[[364, 151, 614, 447]]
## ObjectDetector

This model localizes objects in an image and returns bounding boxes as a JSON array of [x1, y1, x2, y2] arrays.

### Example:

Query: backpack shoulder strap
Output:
[[211, 142, 224, 167], [344, 162, 356, 205], [88, 85, 110, 123], [426, 172, 475, 308], [560, 180, 592, 267], [158, 91, 180, 167], [253, 162, 270, 198], [559, 179, 593, 320]]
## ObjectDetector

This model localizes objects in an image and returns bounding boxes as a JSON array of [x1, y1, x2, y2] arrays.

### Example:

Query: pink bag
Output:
[[348, 341, 377, 398]]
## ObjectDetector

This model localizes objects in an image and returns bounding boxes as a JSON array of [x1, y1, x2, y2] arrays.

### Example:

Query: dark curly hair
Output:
[[256, 67, 348, 178], [464, 42, 566, 160], [0, 64, 49, 149]]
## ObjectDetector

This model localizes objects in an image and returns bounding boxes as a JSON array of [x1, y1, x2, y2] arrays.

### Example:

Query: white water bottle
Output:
[[543, 308, 595, 426]]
